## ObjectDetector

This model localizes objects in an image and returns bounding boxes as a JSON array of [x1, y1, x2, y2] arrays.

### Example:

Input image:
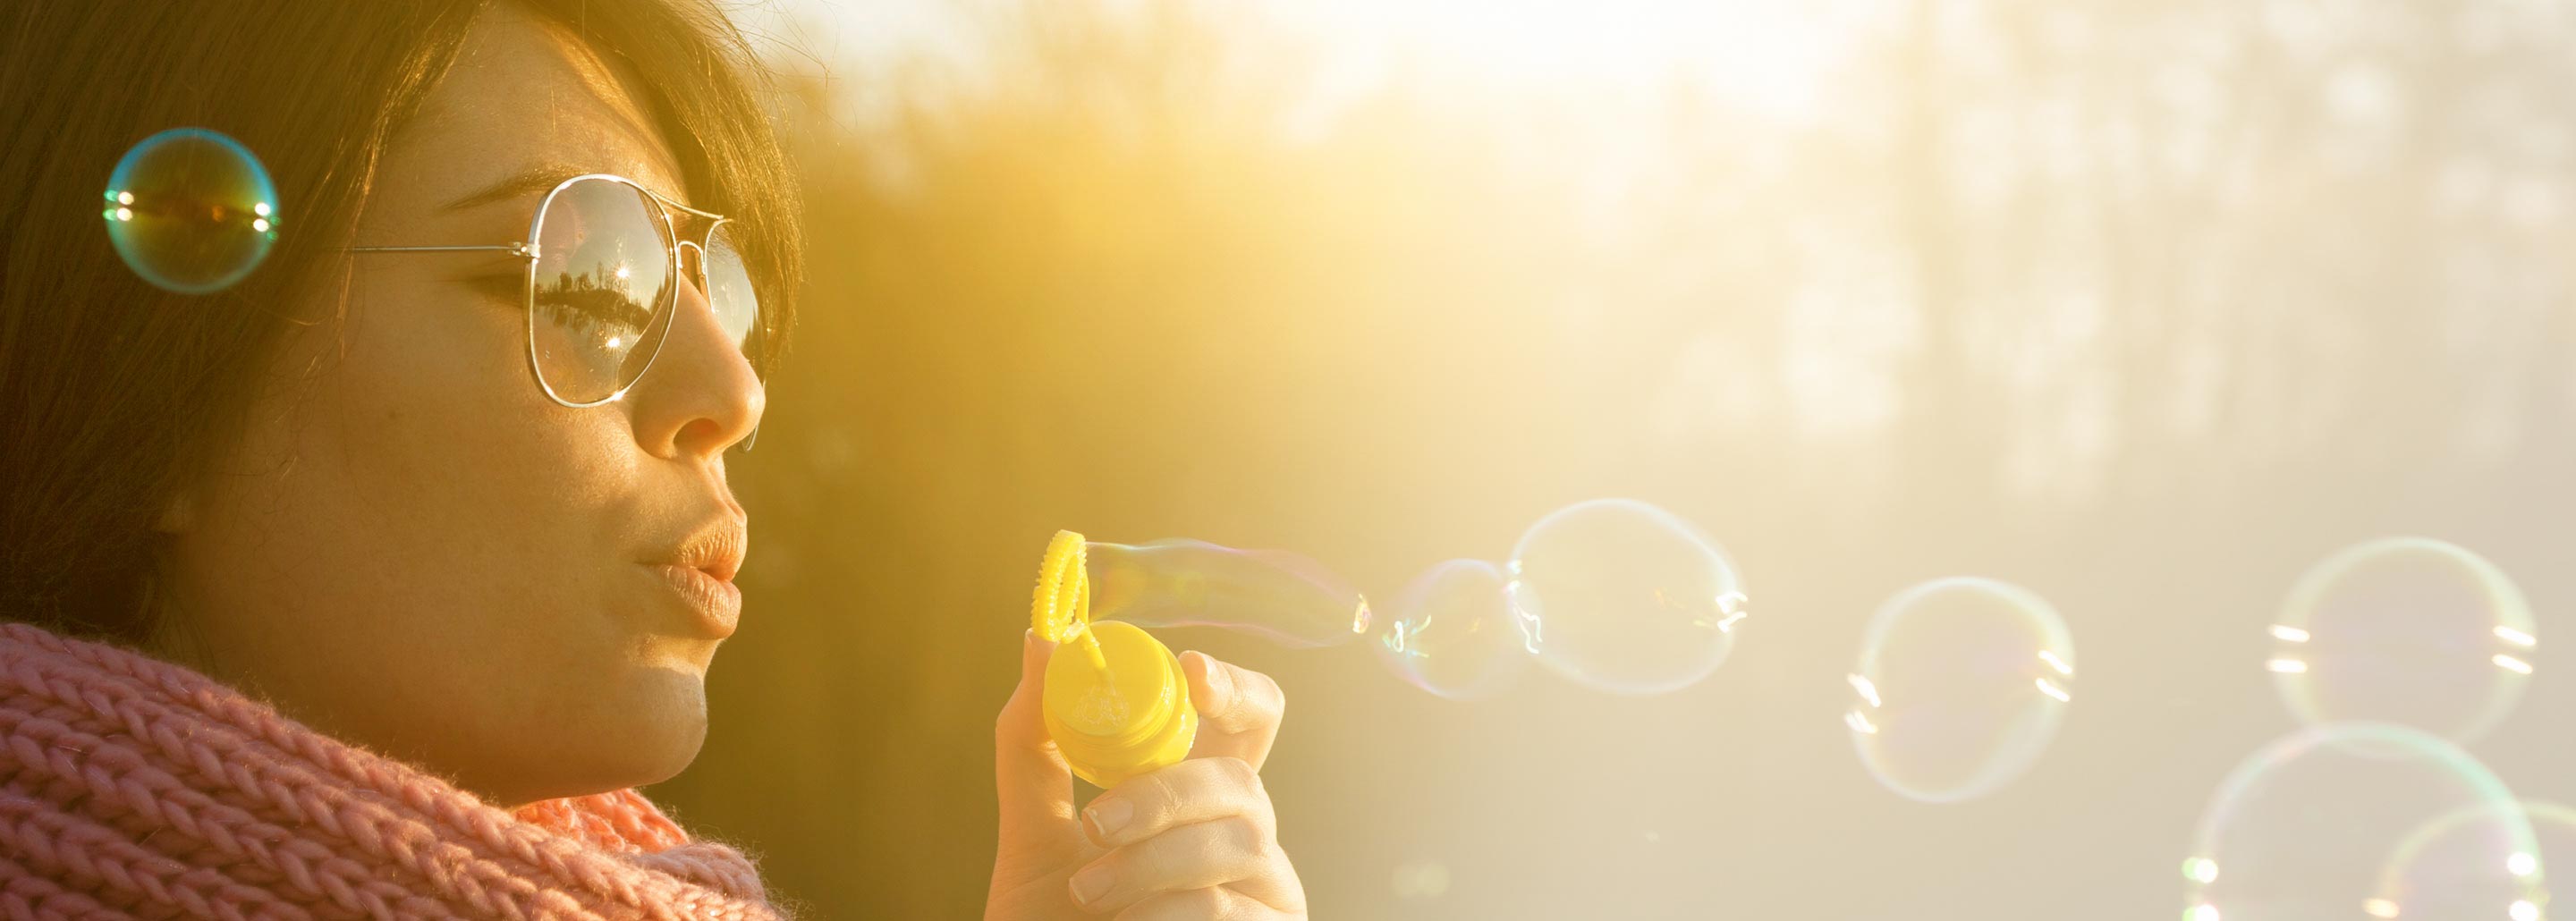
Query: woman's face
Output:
[[147, 4, 763, 809]]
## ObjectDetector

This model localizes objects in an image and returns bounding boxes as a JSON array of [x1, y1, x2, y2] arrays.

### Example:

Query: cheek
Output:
[[223, 283, 645, 660], [334, 286, 577, 552]]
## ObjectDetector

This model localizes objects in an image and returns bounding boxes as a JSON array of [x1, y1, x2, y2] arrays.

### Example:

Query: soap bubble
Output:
[[1843, 577, 2073, 804], [2268, 537, 2535, 744], [2376, 798, 2559, 921], [1373, 559, 1534, 701], [2181, 722, 2539, 921], [1086, 537, 1371, 647], [102, 128, 280, 294], [1507, 498, 1744, 695]]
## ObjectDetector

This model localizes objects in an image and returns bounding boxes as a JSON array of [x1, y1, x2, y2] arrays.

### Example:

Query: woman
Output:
[[0, 1, 1305, 917]]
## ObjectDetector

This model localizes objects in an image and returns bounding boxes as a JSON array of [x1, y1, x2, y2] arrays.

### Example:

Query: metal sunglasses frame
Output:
[[344, 172, 761, 450]]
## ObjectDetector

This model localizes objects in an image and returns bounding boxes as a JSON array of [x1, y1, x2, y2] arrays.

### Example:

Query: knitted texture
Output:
[[0, 621, 784, 920]]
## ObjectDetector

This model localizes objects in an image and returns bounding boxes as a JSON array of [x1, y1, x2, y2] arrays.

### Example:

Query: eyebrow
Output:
[[438, 162, 692, 215], [439, 163, 592, 213]]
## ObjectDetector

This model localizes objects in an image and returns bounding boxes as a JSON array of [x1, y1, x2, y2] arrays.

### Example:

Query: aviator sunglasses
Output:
[[346, 173, 766, 449]]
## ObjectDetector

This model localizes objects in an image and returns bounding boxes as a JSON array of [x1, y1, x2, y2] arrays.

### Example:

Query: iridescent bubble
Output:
[[1506, 498, 1745, 695], [1843, 577, 2074, 804], [2181, 722, 2540, 921], [102, 128, 280, 294], [2376, 798, 2560, 921], [1373, 559, 1534, 701], [1085, 537, 1370, 647], [2268, 537, 2536, 744]]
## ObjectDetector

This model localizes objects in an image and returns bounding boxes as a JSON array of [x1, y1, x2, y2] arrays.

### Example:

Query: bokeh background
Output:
[[645, 1, 2576, 917]]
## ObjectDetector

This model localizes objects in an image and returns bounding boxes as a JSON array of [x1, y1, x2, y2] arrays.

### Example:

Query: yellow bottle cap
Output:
[[1043, 621, 1198, 788], [1033, 530, 1197, 789]]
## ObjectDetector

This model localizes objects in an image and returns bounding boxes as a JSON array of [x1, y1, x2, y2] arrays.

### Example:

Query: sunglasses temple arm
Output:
[[343, 243, 539, 258]]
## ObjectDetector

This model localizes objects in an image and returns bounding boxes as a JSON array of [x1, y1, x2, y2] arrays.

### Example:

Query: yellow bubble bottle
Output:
[[1032, 529, 1197, 789]]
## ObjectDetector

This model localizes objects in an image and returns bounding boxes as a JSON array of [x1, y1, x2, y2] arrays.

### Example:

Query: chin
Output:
[[605, 663, 715, 785], [501, 663, 711, 804]]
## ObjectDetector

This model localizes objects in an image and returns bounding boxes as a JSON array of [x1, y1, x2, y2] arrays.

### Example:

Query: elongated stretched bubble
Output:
[[1085, 537, 1372, 647], [1078, 499, 1742, 697]]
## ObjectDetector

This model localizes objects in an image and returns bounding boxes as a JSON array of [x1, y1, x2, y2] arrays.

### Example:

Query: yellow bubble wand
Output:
[[1032, 530, 1198, 789]]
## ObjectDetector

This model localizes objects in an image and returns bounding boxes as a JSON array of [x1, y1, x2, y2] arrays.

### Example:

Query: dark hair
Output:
[[0, 0, 802, 643]]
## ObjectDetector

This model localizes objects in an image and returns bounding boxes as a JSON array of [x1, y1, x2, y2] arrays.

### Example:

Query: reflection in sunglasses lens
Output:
[[530, 179, 671, 402], [704, 222, 760, 365]]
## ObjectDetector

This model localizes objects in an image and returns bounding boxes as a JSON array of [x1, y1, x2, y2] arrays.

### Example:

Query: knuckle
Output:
[[1207, 890, 1258, 920], [1189, 888, 1231, 915], [1231, 669, 1277, 709], [1220, 814, 1270, 857]]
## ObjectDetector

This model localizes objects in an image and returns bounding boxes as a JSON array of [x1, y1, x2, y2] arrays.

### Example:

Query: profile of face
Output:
[[145, 3, 763, 809]]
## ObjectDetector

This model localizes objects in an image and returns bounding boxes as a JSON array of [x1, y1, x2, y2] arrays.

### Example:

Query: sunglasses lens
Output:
[[530, 178, 672, 403], [702, 223, 761, 368]]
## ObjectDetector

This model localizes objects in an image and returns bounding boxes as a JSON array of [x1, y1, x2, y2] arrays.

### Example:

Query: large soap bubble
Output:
[[2376, 798, 2563, 921], [1843, 577, 2074, 804], [2181, 722, 2539, 921], [1507, 498, 1745, 695], [2268, 537, 2535, 745]]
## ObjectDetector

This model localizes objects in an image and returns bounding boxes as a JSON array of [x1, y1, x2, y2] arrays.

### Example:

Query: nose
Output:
[[626, 271, 762, 460]]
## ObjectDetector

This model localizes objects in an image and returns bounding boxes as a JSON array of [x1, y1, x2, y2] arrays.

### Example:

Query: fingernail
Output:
[[1069, 863, 1115, 908], [1086, 797, 1132, 839]]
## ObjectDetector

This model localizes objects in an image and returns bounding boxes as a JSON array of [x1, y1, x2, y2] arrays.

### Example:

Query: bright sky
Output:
[[748, 0, 1883, 127], [1270, 0, 1873, 117]]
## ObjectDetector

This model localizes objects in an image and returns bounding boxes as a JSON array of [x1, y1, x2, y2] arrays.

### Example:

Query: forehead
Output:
[[374, 4, 691, 220]]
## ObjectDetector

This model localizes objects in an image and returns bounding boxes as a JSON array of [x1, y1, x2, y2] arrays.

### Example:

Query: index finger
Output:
[[1182, 651, 1284, 772]]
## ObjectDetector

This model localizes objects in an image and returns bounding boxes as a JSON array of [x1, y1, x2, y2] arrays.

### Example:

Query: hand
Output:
[[987, 629, 1308, 919]]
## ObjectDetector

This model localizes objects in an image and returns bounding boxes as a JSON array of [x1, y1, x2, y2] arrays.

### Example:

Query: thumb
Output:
[[994, 629, 1077, 844]]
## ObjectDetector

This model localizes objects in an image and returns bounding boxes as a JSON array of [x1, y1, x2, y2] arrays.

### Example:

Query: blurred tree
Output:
[[658, 0, 2576, 917]]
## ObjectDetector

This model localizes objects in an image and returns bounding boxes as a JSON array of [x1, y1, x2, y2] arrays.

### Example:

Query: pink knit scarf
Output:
[[0, 621, 787, 920]]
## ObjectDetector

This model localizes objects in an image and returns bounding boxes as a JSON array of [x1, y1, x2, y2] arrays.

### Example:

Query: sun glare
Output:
[[1266, 0, 1870, 121], [767, 0, 1875, 128]]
